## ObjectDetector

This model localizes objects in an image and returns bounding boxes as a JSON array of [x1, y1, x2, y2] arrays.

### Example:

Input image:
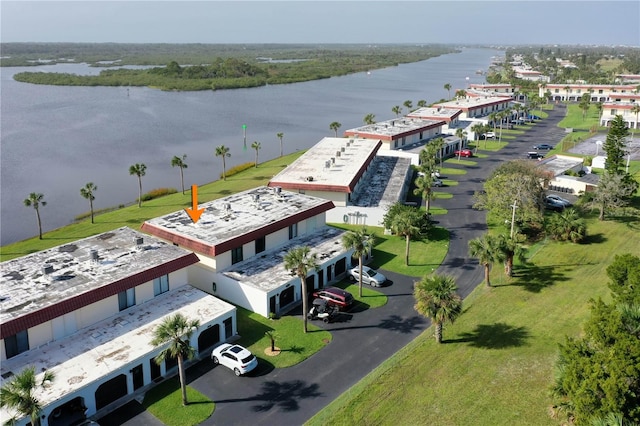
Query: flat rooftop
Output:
[[407, 107, 461, 121], [0, 286, 235, 410], [344, 117, 444, 139], [268, 137, 381, 192], [222, 226, 346, 292], [141, 186, 334, 256], [0, 227, 197, 326], [434, 95, 510, 110], [538, 155, 584, 177]]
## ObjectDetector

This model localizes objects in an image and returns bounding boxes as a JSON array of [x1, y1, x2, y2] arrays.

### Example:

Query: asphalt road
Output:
[[98, 105, 569, 426]]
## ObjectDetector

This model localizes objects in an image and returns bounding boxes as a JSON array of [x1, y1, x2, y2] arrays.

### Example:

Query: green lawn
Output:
[[0, 152, 305, 261], [234, 307, 333, 368], [558, 104, 605, 131], [142, 378, 214, 426], [307, 217, 640, 426]]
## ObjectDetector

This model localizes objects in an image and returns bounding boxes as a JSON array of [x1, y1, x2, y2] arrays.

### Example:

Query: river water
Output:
[[0, 47, 500, 245]]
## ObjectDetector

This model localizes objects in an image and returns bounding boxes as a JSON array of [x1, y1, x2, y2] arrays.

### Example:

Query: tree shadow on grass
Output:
[[581, 232, 607, 244], [503, 263, 570, 293], [445, 322, 530, 349]]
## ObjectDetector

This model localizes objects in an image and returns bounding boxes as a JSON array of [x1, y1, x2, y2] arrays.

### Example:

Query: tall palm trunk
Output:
[[504, 255, 514, 277], [358, 256, 364, 297], [89, 198, 94, 224], [177, 354, 188, 405], [180, 168, 185, 195], [484, 263, 491, 287], [36, 207, 43, 239], [405, 234, 410, 266], [435, 322, 443, 343], [301, 277, 308, 333], [137, 176, 143, 207]]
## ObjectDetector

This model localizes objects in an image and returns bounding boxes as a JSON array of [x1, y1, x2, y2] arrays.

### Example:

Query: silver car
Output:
[[348, 265, 387, 287]]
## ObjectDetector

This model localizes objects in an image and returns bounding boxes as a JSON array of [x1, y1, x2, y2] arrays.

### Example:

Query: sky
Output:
[[1, 1, 639, 46]]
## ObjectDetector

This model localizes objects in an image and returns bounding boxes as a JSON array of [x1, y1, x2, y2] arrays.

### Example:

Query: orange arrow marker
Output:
[[185, 184, 205, 223]]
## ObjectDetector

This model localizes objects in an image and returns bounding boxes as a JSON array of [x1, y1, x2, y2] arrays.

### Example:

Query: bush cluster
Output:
[[139, 188, 177, 201], [221, 162, 254, 179]]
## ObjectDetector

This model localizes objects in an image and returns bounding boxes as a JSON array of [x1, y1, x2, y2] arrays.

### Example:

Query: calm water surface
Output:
[[1, 48, 500, 245]]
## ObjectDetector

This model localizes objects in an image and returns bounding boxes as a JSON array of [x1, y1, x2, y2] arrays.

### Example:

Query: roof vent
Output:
[[306, 176, 314, 182], [336, 151, 341, 157], [341, 146, 346, 152], [331, 157, 335, 164], [135, 237, 144, 246], [90, 249, 99, 263], [224, 202, 231, 211], [252, 193, 260, 203], [273, 186, 282, 195], [325, 160, 331, 169], [43, 265, 54, 275]]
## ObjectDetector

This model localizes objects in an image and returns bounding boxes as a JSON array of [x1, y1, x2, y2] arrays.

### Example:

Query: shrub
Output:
[[139, 188, 177, 201], [221, 162, 254, 179], [584, 156, 593, 166]]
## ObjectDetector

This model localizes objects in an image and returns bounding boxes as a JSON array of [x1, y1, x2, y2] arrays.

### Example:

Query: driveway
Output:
[[98, 105, 569, 425]]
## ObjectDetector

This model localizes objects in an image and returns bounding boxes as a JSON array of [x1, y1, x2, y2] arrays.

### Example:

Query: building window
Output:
[[289, 223, 298, 240], [232, 246, 243, 264], [255, 236, 266, 254], [4, 330, 29, 359], [153, 275, 169, 296], [118, 288, 136, 311]]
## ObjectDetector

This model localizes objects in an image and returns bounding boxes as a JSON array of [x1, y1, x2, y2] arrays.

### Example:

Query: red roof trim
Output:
[[0, 253, 199, 339]]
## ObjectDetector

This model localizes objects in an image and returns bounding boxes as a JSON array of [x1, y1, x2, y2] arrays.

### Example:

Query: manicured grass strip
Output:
[[334, 282, 388, 309], [444, 158, 477, 166], [234, 307, 332, 368], [306, 217, 639, 426], [0, 152, 305, 261], [427, 207, 448, 215], [142, 378, 214, 426], [439, 167, 466, 176], [441, 180, 458, 187], [433, 192, 453, 199]]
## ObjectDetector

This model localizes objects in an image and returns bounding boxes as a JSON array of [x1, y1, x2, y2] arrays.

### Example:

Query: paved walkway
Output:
[[98, 105, 569, 425]]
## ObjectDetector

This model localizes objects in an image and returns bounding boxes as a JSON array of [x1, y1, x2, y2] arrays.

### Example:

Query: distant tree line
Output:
[[7, 44, 458, 91]]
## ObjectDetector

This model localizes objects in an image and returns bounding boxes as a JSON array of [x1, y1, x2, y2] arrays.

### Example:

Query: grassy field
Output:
[[307, 216, 640, 426], [0, 152, 304, 261]]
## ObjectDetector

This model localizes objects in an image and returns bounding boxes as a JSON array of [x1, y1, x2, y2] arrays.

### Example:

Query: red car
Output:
[[312, 287, 354, 310], [454, 149, 473, 158]]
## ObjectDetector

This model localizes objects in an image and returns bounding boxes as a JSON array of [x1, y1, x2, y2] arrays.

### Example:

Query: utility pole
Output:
[[510, 200, 518, 239]]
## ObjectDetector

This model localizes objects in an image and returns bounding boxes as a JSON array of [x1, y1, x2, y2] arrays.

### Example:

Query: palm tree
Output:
[[471, 123, 485, 143], [392, 105, 402, 117], [276, 132, 284, 157], [488, 112, 498, 133], [341, 227, 376, 297], [455, 89, 466, 100], [468, 233, 505, 287], [413, 274, 462, 343], [150, 313, 200, 406], [129, 163, 147, 208], [403, 100, 413, 114], [631, 104, 640, 138], [413, 173, 434, 215], [496, 234, 526, 277], [455, 128, 467, 146], [545, 208, 587, 243], [363, 114, 376, 125], [215, 145, 231, 180], [251, 141, 261, 168], [444, 83, 452, 99], [80, 182, 98, 224], [0, 366, 55, 426], [564, 85, 571, 102], [23, 192, 46, 239], [329, 121, 342, 137], [389, 207, 422, 266], [171, 154, 188, 195], [417, 99, 427, 108], [283, 246, 319, 333]]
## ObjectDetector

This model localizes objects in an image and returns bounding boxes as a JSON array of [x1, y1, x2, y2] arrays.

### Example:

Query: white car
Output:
[[485, 132, 496, 139], [348, 265, 387, 287], [211, 344, 258, 376]]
